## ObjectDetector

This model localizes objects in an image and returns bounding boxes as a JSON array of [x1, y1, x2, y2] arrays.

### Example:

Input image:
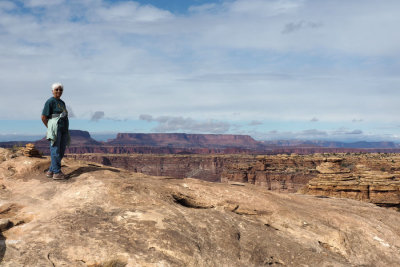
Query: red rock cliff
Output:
[[109, 133, 261, 148]]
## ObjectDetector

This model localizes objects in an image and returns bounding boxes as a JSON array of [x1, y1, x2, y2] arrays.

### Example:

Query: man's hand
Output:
[[41, 115, 48, 128]]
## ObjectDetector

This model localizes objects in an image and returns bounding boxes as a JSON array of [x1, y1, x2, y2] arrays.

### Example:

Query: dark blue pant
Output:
[[49, 128, 68, 174]]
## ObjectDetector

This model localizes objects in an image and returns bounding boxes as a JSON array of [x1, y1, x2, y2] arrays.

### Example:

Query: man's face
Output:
[[52, 87, 63, 99]]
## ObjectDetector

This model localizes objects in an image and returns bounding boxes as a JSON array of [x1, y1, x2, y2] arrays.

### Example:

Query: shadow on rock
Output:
[[0, 232, 5, 263], [67, 166, 120, 179]]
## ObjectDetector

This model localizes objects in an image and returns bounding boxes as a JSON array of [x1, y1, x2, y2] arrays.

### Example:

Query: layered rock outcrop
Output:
[[221, 154, 323, 192], [67, 154, 229, 182], [67, 154, 322, 188], [301, 154, 400, 209], [1, 147, 400, 266]]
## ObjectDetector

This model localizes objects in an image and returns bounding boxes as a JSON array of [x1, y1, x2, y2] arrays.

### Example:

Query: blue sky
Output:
[[1, 0, 400, 142]]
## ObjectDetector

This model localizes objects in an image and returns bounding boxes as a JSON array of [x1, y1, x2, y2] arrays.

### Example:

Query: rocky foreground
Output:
[[68, 153, 400, 209], [1, 148, 400, 266]]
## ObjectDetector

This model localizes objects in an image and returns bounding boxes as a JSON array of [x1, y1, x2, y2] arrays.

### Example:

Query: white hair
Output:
[[51, 82, 63, 91]]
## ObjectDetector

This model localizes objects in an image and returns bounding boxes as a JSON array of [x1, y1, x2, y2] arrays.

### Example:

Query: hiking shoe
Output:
[[53, 172, 67, 180], [46, 171, 53, 178]]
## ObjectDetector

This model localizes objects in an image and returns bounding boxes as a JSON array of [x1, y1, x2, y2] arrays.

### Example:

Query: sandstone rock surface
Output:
[[1, 148, 400, 266]]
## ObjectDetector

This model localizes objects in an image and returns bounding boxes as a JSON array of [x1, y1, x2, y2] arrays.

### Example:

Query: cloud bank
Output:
[[0, 0, 399, 141], [139, 114, 231, 133], [91, 111, 105, 122]]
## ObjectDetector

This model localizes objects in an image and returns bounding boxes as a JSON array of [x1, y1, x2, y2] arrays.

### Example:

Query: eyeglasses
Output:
[[54, 88, 63, 92]]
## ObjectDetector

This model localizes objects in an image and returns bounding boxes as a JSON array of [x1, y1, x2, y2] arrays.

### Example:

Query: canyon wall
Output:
[[67, 154, 248, 182], [67, 153, 400, 209], [300, 154, 400, 209], [65, 145, 259, 155], [220, 154, 323, 192], [66, 153, 322, 192]]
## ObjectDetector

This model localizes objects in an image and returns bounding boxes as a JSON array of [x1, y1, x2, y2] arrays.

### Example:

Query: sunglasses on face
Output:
[[54, 88, 63, 92]]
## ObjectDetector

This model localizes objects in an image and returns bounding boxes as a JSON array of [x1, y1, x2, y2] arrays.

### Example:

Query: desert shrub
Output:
[[11, 143, 22, 153], [89, 259, 127, 267], [340, 162, 354, 170]]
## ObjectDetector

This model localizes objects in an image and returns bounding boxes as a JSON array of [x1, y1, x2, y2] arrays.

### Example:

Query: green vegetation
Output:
[[11, 143, 23, 153], [340, 162, 355, 170], [91, 260, 127, 267]]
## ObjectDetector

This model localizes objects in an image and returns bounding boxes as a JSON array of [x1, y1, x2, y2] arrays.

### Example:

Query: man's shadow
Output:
[[67, 165, 120, 179], [0, 232, 6, 263]]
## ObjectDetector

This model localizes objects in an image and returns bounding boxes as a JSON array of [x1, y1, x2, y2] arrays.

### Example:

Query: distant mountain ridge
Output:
[[2, 130, 400, 154], [109, 133, 261, 148], [261, 140, 400, 149]]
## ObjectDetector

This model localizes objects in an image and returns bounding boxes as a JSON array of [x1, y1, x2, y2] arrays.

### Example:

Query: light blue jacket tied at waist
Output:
[[46, 113, 70, 146]]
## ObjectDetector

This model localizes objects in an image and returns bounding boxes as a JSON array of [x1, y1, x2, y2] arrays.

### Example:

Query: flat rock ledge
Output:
[[1, 148, 400, 266]]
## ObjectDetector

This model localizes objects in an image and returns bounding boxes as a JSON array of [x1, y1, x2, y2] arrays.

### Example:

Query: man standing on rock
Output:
[[41, 83, 70, 180]]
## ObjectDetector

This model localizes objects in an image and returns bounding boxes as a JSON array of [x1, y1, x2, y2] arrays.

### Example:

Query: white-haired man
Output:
[[41, 83, 70, 180]]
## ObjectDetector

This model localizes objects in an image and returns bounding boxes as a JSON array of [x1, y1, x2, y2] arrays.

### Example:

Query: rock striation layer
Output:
[[67, 153, 229, 182], [67, 153, 322, 189], [301, 154, 400, 210], [68, 153, 400, 204], [1, 148, 400, 266], [221, 154, 323, 192]]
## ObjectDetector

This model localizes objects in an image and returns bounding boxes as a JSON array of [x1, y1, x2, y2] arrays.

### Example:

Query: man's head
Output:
[[52, 82, 63, 99]]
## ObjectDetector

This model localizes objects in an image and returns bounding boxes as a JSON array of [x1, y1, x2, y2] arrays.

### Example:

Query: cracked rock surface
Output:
[[1, 148, 400, 266]]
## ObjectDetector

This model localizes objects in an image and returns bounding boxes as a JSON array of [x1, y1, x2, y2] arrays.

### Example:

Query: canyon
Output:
[[3, 131, 400, 210], [1, 147, 400, 266], [66, 153, 321, 191], [68, 153, 400, 210]]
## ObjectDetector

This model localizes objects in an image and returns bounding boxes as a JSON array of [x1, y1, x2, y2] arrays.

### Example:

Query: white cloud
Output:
[[249, 120, 263, 126], [93, 1, 173, 23], [301, 129, 327, 136], [23, 0, 65, 8], [91, 111, 105, 122], [188, 3, 218, 13], [282, 20, 322, 34], [67, 106, 75, 118], [139, 114, 231, 133], [0, 0, 400, 141], [252, 128, 393, 142], [0, 1, 17, 10], [347, 129, 363, 135], [228, 0, 303, 16]]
